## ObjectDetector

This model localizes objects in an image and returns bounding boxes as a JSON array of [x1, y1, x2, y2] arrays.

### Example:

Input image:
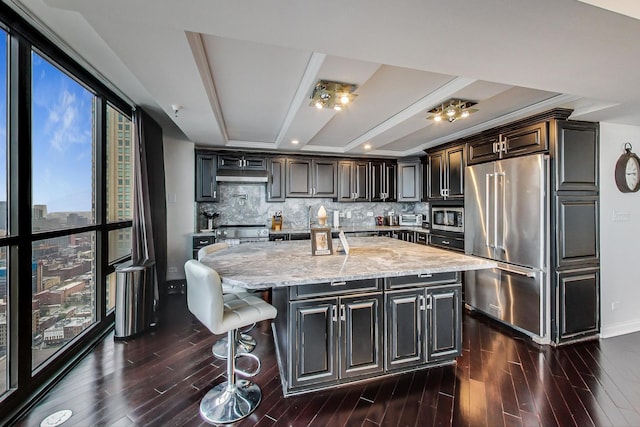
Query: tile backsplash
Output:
[[196, 183, 428, 231]]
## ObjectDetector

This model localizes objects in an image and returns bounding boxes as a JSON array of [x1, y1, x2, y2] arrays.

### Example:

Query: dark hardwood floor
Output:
[[14, 294, 640, 427]]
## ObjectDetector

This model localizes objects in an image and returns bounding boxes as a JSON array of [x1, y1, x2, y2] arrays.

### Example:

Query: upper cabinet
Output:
[[370, 161, 396, 202], [467, 121, 549, 166], [426, 144, 465, 201], [397, 159, 421, 202], [553, 120, 599, 193], [285, 158, 338, 198], [217, 154, 267, 171], [337, 160, 370, 202], [267, 157, 286, 202], [195, 151, 218, 202]]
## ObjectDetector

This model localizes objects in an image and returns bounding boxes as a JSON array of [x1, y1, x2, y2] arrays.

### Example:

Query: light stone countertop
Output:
[[200, 236, 496, 289]]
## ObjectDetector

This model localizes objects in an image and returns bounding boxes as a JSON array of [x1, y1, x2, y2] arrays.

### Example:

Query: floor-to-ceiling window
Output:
[[0, 26, 7, 397], [0, 3, 134, 419], [30, 51, 98, 370]]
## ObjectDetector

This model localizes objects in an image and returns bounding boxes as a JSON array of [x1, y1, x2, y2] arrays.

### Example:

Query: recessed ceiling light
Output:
[[291, 139, 299, 145], [364, 144, 371, 150]]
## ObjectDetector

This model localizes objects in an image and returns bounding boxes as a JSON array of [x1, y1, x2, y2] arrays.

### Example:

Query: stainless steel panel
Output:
[[494, 154, 546, 269], [465, 266, 543, 336], [464, 161, 494, 260]]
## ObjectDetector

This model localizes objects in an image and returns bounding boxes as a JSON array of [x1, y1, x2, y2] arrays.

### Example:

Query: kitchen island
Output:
[[200, 236, 495, 395]]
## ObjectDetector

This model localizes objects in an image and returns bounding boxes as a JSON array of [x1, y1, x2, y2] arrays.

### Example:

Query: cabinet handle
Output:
[[331, 305, 338, 322], [331, 281, 347, 287], [418, 273, 433, 278], [340, 304, 346, 322], [419, 295, 426, 311], [267, 191, 271, 199], [441, 240, 450, 245], [213, 190, 216, 199], [426, 295, 433, 310]]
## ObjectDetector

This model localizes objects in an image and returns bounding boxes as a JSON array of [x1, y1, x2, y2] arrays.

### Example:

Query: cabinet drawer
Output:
[[429, 234, 464, 252], [290, 278, 380, 300], [193, 236, 215, 249], [385, 272, 459, 289]]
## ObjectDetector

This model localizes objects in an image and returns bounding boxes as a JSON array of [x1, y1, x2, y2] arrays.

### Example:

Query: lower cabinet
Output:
[[274, 274, 462, 394], [386, 284, 461, 371], [290, 293, 383, 388], [556, 267, 600, 342]]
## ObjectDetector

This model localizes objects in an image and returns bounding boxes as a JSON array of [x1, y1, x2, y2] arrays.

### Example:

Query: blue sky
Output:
[[0, 31, 94, 213], [32, 52, 94, 213]]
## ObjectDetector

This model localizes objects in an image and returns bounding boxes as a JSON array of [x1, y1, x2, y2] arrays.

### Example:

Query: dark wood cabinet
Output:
[[555, 195, 599, 268], [337, 160, 369, 202], [371, 161, 396, 202], [502, 122, 548, 157], [429, 233, 464, 252], [554, 120, 599, 192], [427, 286, 462, 361], [385, 289, 425, 370], [467, 122, 548, 166], [556, 268, 599, 341], [285, 158, 337, 198], [467, 134, 501, 166], [217, 154, 267, 171], [427, 144, 465, 200], [339, 294, 384, 379], [267, 157, 286, 202], [273, 271, 461, 394], [397, 160, 421, 202], [290, 298, 338, 388], [386, 282, 462, 371], [289, 292, 383, 389], [192, 235, 215, 259], [195, 152, 218, 202]]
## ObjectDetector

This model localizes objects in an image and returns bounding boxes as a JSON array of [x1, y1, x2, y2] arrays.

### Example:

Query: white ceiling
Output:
[[8, 0, 640, 157]]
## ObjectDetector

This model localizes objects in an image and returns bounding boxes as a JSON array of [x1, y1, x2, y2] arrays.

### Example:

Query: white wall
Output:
[[163, 136, 195, 281], [599, 122, 640, 338]]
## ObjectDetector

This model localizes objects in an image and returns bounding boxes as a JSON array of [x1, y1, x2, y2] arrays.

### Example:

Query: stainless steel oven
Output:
[[431, 206, 464, 233]]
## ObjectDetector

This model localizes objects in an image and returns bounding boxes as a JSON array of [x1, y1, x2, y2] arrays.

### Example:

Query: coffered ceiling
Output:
[[7, 0, 640, 157]]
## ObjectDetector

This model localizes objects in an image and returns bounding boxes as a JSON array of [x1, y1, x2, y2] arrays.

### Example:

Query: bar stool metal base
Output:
[[199, 379, 261, 425], [212, 333, 257, 359]]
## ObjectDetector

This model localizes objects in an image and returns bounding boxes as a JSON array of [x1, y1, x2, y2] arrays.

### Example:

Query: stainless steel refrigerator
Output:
[[464, 153, 548, 340]]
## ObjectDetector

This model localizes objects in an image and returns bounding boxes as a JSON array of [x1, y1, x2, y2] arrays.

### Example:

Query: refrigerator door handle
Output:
[[485, 173, 493, 248], [497, 263, 536, 278], [496, 172, 506, 251]]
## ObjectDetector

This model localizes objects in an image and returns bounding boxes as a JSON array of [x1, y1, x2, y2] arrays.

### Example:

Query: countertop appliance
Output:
[[399, 213, 422, 226], [431, 206, 464, 233], [214, 224, 270, 243], [464, 153, 547, 340]]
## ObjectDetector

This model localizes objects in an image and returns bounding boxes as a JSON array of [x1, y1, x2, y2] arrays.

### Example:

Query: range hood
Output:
[[215, 169, 269, 183]]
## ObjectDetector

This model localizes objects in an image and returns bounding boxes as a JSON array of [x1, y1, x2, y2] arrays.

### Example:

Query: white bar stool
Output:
[[185, 259, 277, 425], [198, 243, 257, 357]]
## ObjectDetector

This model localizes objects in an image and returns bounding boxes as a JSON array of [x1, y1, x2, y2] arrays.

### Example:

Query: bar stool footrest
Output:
[[235, 352, 261, 378]]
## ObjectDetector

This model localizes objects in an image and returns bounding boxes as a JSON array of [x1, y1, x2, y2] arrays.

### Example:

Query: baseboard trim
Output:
[[600, 319, 640, 339]]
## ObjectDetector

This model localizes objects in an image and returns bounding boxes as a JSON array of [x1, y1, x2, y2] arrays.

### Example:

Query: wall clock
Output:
[[615, 143, 640, 193]]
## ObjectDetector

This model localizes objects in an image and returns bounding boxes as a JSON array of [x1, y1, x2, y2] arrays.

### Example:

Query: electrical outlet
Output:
[[168, 267, 178, 273], [346, 211, 352, 219], [367, 212, 373, 217], [613, 210, 630, 222], [611, 301, 620, 311]]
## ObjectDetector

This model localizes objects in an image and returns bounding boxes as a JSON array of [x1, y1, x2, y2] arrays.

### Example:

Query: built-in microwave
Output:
[[431, 206, 464, 233]]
